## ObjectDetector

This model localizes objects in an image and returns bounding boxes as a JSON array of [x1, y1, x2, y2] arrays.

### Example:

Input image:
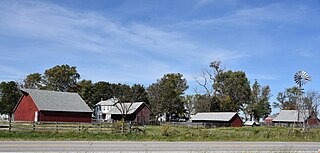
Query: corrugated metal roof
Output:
[[96, 98, 118, 106], [191, 112, 238, 122], [273, 110, 310, 123], [108, 102, 144, 115], [21, 89, 92, 113]]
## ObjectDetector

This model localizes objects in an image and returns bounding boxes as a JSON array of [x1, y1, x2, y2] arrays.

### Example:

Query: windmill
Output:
[[294, 71, 311, 89], [294, 70, 311, 129]]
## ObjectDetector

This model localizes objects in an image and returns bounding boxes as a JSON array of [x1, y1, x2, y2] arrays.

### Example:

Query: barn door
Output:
[[34, 111, 39, 122]]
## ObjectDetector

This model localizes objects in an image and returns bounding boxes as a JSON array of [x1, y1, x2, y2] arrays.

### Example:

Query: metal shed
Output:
[[191, 112, 243, 127]]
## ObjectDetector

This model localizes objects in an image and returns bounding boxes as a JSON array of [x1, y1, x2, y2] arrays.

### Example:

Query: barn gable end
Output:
[[14, 93, 39, 121]]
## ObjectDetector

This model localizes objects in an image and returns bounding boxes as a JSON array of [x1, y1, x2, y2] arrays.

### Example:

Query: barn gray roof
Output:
[[273, 110, 310, 123], [20, 89, 92, 113], [191, 112, 239, 122], [108, 102, 145, 115]]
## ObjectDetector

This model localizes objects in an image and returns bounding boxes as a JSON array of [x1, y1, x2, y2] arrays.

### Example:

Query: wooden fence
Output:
[[0, 121, 146, 133]]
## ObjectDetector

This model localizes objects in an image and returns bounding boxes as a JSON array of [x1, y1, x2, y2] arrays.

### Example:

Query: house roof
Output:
[[191, 112, 239, 122], [19, 89, 92, 113], [108, 102, 145, 115], [273, 110, 310, 123], [96, 98, 118, 106]]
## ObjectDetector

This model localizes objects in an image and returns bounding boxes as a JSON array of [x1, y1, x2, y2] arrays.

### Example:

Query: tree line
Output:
[[1, 61, 319, 122]]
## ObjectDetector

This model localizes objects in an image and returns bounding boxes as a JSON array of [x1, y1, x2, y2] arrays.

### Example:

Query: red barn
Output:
[[273, 110, 320, 127], [14, 89, 92, 122], [108, 102, 151, 125], [191, 112, 243, 127]]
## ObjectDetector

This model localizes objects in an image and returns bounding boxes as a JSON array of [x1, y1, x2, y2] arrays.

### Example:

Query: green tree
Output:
[[23, 73, 42, 89], [195, 60, 250, 112], [215, 70, 251, 112], [76, 79, 93, 107], [273, 87, 300, 110], [147, 73, 188, 120], [131, 84, 149, 105], [246, 80, 271, 121], [194, 60, 223, 112], [89, 81, 113, 108], [0, 81, 21, 120], [303, 91, 320, 117], [194, 94, 211, 113], [42, 64, 80, 92]]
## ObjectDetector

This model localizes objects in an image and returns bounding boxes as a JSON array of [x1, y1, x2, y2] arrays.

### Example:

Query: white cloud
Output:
[[0, 0, 249, 83]]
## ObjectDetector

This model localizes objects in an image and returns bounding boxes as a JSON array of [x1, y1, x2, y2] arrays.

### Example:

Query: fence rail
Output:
[[0, 121, 145, 133]]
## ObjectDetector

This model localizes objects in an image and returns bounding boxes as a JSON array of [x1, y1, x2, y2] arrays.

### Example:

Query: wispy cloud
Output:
[[0, 0, 247, 83], [0, 64, 24, 77], [248, 73, 278, 81], [181, 2, 311, 27]]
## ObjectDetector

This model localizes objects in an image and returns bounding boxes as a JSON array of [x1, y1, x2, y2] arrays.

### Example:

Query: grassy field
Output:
[[1, 125, 320, 141]]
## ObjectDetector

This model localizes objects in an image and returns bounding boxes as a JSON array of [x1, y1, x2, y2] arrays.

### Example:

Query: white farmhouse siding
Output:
[[94, 98, 118, 122]]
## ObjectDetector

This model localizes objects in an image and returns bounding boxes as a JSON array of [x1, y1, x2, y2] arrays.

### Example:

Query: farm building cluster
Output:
[[4, 89, 320, 128], [13, 89, 151, 125]]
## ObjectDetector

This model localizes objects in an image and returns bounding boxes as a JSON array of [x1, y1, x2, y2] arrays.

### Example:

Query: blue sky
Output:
[[0, 0, 320, 113]]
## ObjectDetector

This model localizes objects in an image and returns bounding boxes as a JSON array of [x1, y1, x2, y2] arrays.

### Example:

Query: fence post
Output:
[[56, 122, 58, 132], [33, 122, 36, 131], [9, 119, 11, 132]]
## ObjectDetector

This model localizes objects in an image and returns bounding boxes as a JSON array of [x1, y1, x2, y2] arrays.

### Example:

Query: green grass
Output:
[[1, 125, 320, 141]]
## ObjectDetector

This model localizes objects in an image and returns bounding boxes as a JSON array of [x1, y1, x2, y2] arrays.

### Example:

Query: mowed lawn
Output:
[[1, 125, 320, 141]]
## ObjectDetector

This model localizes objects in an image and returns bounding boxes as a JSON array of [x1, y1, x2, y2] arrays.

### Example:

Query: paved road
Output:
[[0, 141, 319, 152]]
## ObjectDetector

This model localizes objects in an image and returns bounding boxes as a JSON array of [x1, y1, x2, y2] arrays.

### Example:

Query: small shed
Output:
[[14, 89, 92, 122], [244, 121, 260, 126], [108, 102, 151, 125], [191, 112, 243, 127], [273, 110, 320, 127]]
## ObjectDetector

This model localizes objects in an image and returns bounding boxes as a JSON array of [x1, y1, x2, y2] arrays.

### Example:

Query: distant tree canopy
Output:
[[43, 64, 80, 92], [273, 87, 320, 116], [22, 64, 149, 109], [215, 70, 251, 112], [147, 73, 188, 119], [23, 64, 80, 92], [0, 81, 21, 118], [273, 87, 300, 110], [23, 73, 42, 89], [194, 61, 251, 113], [244, 79, 271, 121], [76, 81, 148, 109]]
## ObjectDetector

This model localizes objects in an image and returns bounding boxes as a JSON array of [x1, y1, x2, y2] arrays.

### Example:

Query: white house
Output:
[[94, 98, 118, 122], [0, 114, 9, 121]]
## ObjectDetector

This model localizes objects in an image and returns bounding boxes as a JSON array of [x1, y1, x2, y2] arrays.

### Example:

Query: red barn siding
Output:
[[134, 105, 151, 125], [307, 112, 319, 127], [14, 95, 39, 121], [39, 111, 92, 123], [230, 115, 243, 127], [14, 93, 92, 123]]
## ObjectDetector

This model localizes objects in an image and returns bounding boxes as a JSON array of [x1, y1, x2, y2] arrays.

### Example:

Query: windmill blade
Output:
[[294, 70, 311, 86]]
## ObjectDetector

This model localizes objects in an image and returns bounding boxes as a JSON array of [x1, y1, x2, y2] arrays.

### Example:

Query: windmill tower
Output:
[[294, 70, 311, 129]]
